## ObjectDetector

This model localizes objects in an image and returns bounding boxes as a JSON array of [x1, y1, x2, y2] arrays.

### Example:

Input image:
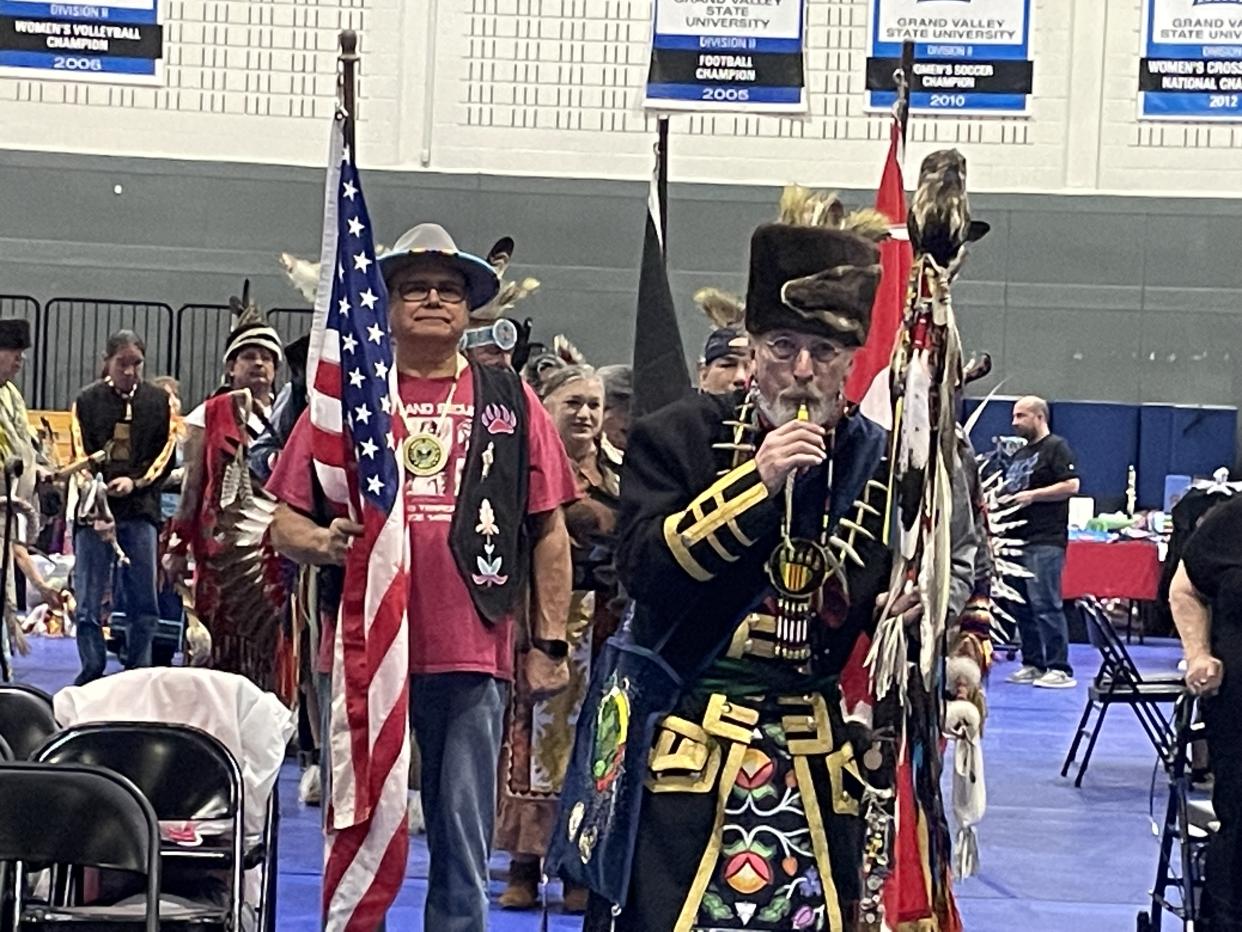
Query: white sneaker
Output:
[[1033, 670, 1078, 689], [407, 790, 426, 835], [1006, 665, 1042, 684], [298, 766, 322, 807]]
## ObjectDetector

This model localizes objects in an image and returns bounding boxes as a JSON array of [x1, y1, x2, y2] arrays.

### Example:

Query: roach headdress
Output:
[[222, 280, 283, 366]]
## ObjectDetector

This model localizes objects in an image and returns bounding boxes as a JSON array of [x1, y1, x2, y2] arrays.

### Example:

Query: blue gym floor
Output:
[[12, 635, 1185, 931]]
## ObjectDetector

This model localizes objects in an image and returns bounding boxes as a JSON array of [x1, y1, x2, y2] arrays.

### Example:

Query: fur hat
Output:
[[0, 319, 31, 351], [744, 186, 887, 347]]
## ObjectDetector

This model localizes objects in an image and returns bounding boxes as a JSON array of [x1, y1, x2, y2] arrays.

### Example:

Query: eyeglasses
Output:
[[761, 336, 842, 366], [395, 280, 467, 304]]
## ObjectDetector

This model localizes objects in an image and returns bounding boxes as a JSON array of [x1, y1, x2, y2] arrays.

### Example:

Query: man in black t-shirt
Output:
[[1003, 396, 1081, 689]]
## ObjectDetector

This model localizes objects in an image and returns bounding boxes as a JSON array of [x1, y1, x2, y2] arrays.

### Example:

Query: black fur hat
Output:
[[744, 186, 886, 348]]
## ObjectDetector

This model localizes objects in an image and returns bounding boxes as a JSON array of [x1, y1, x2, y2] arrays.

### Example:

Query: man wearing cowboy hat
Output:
[[267, 222, 577, 931]]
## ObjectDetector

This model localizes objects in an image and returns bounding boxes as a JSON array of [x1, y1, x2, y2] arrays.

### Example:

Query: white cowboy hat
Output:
[[378, 223, 500, 311]]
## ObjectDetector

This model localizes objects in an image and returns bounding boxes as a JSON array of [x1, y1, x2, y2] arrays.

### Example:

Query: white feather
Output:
[[280, 252, 321, 305], [903, 351, 933, 471]]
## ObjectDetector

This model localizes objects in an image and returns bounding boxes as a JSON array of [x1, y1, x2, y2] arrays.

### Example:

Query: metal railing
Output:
[[41, 299, 175, 411], [0, 294, 314, 409], [0, 295, 40, 405]]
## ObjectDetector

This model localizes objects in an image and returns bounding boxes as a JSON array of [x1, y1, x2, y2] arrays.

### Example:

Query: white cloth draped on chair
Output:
[[53, 667, 295, 837]]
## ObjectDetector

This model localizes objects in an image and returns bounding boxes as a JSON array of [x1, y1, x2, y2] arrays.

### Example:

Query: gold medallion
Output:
[[402, 432, 447, 477]]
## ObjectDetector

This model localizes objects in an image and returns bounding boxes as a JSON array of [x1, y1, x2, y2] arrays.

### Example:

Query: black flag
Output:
[[632, 119, 691, 418]]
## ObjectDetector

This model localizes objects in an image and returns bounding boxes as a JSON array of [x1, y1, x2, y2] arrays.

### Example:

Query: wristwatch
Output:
[[530, 637, 569, 660]]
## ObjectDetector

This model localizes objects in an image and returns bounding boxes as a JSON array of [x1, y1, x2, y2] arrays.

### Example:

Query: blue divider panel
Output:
[[1049, 401, 1140, 511], [1138, 404, 1238, 509]]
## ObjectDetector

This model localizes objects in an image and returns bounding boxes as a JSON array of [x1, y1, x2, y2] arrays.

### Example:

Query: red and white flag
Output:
[[845, 118, 913, 428], [308, 117, 412, 931]]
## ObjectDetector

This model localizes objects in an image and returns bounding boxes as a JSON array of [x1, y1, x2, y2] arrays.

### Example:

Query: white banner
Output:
[[644, 0, 809, 113], [866, 0, 1034, 115], [1140, 0, 1242, 120]]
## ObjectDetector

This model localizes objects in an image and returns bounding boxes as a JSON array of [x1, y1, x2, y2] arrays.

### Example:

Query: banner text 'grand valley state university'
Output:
[[1141, 0, 1242, 120], [867, 0, 1033, 115]]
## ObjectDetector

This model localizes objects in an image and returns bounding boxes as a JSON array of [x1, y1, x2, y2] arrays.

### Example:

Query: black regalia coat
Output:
[[551, 389, 896, 932]]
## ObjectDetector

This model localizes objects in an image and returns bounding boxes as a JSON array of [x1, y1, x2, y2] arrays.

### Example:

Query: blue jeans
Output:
[[74, 520, 159, 686], [411, 672, 507, 932], [1016, 543, 1072, 675]]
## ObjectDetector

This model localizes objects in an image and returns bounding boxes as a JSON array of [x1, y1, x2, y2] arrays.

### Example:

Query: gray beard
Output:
[[756, 391, 843, 429]]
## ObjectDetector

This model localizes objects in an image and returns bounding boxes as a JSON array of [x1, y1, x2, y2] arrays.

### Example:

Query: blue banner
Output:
[[866, 0, 1034, 115], [1140, 0, 1242, 120], [643, 0, 808, 113], [0, 0, 161, 83]]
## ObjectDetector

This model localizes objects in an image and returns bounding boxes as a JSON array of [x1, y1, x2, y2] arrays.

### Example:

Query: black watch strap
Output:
[[530, 637, 569, 660]]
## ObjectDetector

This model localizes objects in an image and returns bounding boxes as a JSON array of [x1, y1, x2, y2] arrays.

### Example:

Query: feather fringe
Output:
[[777, 185, 892, 243], [841, 207, 892, 243], [694, 287, 745, 330], [472, 276, 541, 323]]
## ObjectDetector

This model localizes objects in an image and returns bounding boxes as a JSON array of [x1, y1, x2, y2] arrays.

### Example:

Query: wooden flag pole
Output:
[[339, 30, 360, 153], [896, 40, 915, 149]]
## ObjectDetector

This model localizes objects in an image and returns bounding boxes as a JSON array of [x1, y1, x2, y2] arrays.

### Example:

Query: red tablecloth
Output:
[[1061, 539, 1162, 601]]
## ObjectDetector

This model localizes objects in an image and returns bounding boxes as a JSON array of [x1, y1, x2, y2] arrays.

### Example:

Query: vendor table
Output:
[[1062, 539, 1163, 643], [1062, 539, 1162, 602]]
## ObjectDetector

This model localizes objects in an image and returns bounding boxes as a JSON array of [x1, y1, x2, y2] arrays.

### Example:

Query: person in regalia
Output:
[[552, 188, 978, 932], [496, 342, 623, 913]]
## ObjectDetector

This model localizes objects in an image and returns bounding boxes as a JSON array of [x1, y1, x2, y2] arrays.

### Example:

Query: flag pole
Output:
[[895, 40, 915, 155], [339, 30, 359, 152], [656, 116, 670, 254]]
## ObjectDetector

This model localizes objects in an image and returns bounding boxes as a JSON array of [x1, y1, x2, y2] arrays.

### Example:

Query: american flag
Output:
[[308, 118, 411, 931]]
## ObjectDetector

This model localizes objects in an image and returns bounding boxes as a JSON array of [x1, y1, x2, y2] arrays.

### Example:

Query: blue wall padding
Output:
[[962, 397, 1237, 513], [1137, 404, 1238, 509], [1138, 405, 1175, 510], [1049, 401, 1140, 508]]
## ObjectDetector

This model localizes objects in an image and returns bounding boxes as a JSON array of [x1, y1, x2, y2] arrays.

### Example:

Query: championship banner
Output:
[[643, 0, 807, 113], [1140, 0, 1242, 120], [0, 0, 163, 84], [866, 0, 1033, 115]]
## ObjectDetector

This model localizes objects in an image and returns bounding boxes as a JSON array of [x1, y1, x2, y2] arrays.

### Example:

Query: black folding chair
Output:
[[36, 723, 245, 931], [1137, 693, 1218, 931], [0, 685, 56, 761], [0, 761, 160, 932], [1061, 597, 1184, 787]]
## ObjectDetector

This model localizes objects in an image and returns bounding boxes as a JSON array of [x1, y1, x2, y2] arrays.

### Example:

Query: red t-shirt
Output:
[[266, 366, 577, 680]]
